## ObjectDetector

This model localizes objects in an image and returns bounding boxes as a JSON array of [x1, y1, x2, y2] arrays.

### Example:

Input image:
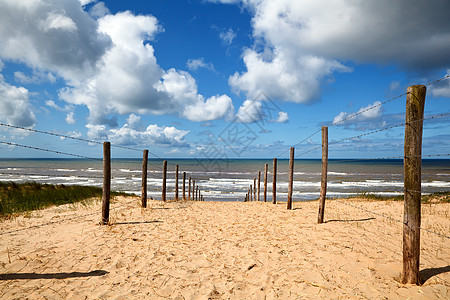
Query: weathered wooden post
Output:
[[318, 127, 328, 223], [183, 172, 186, 200], [253, 177, 256, 202], [162, 160, 167, 201], [101, 142, 111, 225], [402, 85, 426, 285], [175, 165, 179, 201], [189, 176, 192, 200], [272, 158, 277, 204], [250, 185, 253, 202], [287, 147, 295, 210], [192, 179, 195, 200], [141, 149, 148, 208], [257, 171, 261, 202], [264, 164, 268, 202], [196, 186, 199, 201]]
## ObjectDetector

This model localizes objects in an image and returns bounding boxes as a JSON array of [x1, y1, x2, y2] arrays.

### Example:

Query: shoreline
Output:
[[0, 196, 449, 299]]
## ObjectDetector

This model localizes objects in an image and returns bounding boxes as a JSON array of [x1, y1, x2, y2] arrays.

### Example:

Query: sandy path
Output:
[[0, 197, 449, 299]]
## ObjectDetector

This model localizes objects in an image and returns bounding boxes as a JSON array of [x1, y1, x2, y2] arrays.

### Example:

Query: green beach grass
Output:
[[350, 191, 450, 203], [0, 182, 129, 218]]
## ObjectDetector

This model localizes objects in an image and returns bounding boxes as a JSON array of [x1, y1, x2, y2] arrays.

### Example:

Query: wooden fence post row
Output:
[[402, 85, 426, 285], [318, 127, 328, 223], [101, 142, 111, 225]]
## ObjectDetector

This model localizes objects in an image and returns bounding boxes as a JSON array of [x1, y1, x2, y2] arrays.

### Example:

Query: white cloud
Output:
[[14, 70, 56, 84], [219, 28, 236, 45], [430, 70, 450, 98], [332, 101, 386, 130], [59, 10, 234, 125], [236, 100, 263, 123], [65, 111, 75, 124], [86, 115, 190, 147], [89, 2, 109, 18], [40, 11, 77, 32], [216, 0, 450, 102], [0, 75, 36, 127], [0, 0, 111, 82], [186, 58, 215, 72], [275, 111, 289, 123]]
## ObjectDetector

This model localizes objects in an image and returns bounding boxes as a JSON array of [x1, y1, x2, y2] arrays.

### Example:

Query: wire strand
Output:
[[0, 141, 101, 160]]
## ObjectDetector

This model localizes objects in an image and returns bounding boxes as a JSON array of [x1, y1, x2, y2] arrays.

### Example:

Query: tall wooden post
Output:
[[175, 165, 179, 201], [272, 158, 277, 204], [318, 127, 328, 223], [192, 180, 195, 200], [196, 186, 199, 201], [250, 185, 253, 202], [264, 164, 268, 202], [189, 177, 191, 200], [253, 177, 256, 202], [287, 147, 295, 210], [162, 160, 167, 201], [402, 85, 426, 285], [141, 149, 148, 208], [101, 142, 111, 225], [183, 172, 186, 200], [257, 171, 261, 202]]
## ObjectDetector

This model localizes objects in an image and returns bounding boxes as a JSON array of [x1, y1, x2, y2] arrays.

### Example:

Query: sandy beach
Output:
[[0, 196, 449, 299]]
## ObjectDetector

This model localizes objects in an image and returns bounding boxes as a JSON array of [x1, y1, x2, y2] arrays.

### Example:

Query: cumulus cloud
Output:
[[65, 111, 76, 124], [86, 114, 190, 147], [14, 70, 56, 84], [236, 100, 263, 123], [187, 58, 215, 72], [0, 0, 111, 82], [58, 10, 234, 125], [215, 0, 450, 102], [0, 75, 36, 127], [275, 111, 289, 123], [332, 101, 387, 130]]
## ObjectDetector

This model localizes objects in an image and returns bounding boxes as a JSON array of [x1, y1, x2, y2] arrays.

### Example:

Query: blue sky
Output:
[[0, 0, 449, 159]]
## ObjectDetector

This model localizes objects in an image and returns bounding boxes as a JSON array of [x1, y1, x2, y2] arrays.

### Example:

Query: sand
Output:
[[0, 196, 449, 299]]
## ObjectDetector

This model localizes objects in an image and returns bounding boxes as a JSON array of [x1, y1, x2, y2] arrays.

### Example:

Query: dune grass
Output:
[[0, 182, 128, 218], [351, 191, 450, 203]]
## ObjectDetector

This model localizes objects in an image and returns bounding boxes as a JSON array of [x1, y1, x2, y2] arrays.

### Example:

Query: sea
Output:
[[0, 158, 449, 202]]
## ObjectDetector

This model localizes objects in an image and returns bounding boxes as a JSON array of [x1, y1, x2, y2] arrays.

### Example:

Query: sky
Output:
[[0, 0, 450, 160]]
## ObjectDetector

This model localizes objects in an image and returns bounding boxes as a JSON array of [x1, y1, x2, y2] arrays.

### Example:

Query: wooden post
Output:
[[189, 177, 191, 200], [264, 164, 268, 202], [272, 158, 277, 204], [101, 142, 111, 225], [192, 180, 195, 200], [287, 147, 294, 210], [318, 127, 328, 223], [250, 185, 253, 202], [141, 149, 148, 208], [196, 186, 199, 201], [402, 85, 426, 285], [253, 177, 256, 202], [162, 160, 167, 201], [183, 172, 186, 200], [175, 165, 179, 201], [257, 171, 261, 202]]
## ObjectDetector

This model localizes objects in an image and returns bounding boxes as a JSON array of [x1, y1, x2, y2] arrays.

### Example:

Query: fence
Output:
[[1, 75, 449, 285], [242, 79, 450, 285]]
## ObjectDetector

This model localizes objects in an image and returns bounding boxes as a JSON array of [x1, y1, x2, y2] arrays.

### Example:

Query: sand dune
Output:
[[0, 196, 449, 299]]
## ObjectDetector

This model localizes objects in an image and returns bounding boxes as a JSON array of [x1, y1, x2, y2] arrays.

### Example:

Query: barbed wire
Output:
[[0, 122, 161, 158], [277, 128, 322, 158], [0, 141, 101, 160], [330, 153, 450, 163], [425, 73, 450, 87]]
